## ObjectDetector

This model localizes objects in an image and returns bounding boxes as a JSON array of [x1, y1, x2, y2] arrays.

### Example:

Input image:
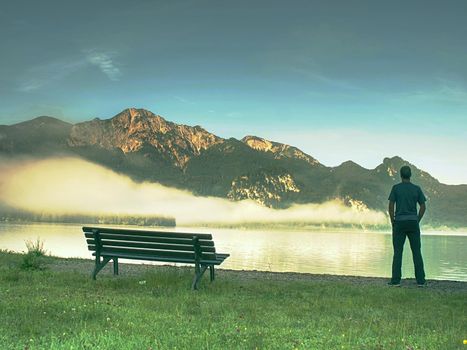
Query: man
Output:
[[388, 165, 427, 287]]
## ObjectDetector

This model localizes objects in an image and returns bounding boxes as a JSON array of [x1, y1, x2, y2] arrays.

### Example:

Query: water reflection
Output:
[[0, 223, 466, 281]]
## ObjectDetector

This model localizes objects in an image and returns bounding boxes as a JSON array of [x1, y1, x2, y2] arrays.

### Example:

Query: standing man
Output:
[[388, 165, 427, 287]]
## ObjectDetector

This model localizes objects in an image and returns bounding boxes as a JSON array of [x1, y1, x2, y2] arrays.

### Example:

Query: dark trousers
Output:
[[391, 220, 426, 284]]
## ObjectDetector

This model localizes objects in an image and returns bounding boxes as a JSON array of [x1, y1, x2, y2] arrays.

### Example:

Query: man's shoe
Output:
[[417, 282, 427, 287], [387, 281, 401, 287]]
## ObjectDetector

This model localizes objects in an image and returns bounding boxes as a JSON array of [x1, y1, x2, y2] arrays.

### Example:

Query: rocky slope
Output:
[[228, 168, 301, 207], [68, 108, 223, 168], [241, 135, 321, 166]]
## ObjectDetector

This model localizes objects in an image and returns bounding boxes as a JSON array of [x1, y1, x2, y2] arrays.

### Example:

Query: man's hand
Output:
[[388, 201, 395, 226], [418, 203, 426, 223]]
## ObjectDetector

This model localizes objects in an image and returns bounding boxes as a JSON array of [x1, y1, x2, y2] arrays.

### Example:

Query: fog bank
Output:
[[0, 157, 387, 225]]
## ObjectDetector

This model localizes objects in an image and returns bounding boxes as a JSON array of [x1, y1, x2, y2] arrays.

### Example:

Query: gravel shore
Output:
[[47, 256, 467, 293]]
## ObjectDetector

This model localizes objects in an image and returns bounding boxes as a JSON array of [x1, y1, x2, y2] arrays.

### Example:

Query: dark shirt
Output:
[[388, 182, 426, 221]]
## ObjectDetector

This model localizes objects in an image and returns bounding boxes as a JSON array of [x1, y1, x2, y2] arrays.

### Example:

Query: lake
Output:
[[0, 223, 466, 281]]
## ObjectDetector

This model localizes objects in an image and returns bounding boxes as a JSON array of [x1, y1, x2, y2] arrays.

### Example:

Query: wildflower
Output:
[[139, 280, 147, 285]]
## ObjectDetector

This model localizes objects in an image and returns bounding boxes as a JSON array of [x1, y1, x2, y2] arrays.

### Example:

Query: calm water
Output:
[[0, 223, 466, 281]]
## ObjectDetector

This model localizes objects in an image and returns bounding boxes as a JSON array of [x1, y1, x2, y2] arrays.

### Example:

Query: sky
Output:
[[0, 0, 466, 184]]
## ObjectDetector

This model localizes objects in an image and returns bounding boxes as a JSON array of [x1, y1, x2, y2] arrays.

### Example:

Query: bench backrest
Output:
[[83, 226, 217, 262]]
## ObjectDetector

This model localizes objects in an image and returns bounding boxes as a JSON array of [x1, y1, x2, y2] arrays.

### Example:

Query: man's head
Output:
[[400, 165, 412, 180]]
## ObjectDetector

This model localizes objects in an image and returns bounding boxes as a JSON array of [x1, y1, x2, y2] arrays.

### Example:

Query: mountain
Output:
[[0, 116, 72, 156], [1, 108, 466, 227], [66, 108, 223, 184]]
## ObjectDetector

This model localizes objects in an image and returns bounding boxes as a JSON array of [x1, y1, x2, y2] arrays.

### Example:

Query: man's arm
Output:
[[418, 203, 426, 222], [417, 186, 427, 223], [388, 201, 395, 225]]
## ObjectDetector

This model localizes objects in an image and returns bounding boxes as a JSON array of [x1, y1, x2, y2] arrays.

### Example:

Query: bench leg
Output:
[[113, 257, 119, 276], [209, 265, 215, 282], [191, 265, 208, 290], [92, 256, 112, 280]]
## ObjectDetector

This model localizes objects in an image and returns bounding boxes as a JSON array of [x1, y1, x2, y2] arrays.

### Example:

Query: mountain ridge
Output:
[[1, 108, 466, 226]]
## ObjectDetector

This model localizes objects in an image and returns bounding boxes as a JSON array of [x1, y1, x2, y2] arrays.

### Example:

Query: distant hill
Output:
[[0, 116, 72, 156], [1, 108, 466, 227]]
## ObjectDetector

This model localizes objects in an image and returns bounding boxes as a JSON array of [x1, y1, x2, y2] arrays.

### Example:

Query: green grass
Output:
[[0, 251, 465, 350]]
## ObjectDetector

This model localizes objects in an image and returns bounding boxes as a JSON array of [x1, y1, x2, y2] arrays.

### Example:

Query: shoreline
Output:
[[5, 252, 464, 293], [1, 220, 467, 235]]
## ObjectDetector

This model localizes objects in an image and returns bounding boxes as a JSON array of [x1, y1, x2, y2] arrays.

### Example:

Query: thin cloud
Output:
[[17, 59, 86, 92], [18, 80, 44, 92], [173, 95, 189, 103], [289, 66, 360, 91], [390, 79, 467, 105], [16, 50, 123, 92], [85, 50, 122, 81]]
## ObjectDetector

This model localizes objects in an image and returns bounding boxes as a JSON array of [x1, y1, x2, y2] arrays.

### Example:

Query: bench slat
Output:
[[95, 252, 229, 265], [83, 226, 212, 240], [85, 239, 216, 253], [96, 252, 197, 264], [84, 232, 215, 247], [200, 254, 230, 265], [89, 246, 218, 260], [99, 247, 195, 259]]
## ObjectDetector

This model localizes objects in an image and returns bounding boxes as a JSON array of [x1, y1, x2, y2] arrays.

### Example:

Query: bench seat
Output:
[[93, 251, 229, 265]]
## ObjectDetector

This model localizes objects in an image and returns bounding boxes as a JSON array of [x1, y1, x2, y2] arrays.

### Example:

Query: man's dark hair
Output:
[[400, 165, 412, 179]]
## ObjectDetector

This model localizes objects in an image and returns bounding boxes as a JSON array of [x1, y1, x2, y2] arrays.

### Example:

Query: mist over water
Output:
[[0, 157, 387, 226], [1, 158, 466, 281]]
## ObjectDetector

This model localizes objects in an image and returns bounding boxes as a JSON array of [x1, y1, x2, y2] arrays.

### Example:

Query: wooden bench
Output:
[[83, 226, 229, 289]]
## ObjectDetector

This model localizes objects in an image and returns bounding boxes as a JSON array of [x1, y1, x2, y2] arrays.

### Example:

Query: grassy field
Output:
[[0, 251, 466, 350]]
